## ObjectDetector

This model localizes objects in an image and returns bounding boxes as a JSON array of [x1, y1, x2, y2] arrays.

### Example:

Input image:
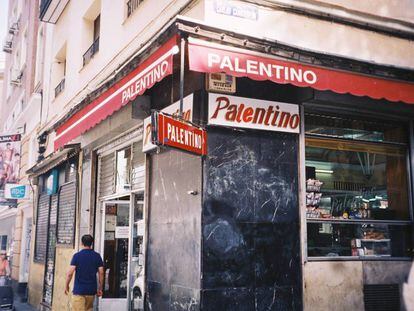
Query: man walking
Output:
[[65, 234, 104, 311]]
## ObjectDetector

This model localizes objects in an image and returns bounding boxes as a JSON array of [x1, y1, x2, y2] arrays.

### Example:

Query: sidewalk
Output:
[[14, 299, 36, 311]]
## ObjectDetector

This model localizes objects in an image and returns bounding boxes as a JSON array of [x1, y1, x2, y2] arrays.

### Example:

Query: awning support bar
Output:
[[179, 37, 186, 117]]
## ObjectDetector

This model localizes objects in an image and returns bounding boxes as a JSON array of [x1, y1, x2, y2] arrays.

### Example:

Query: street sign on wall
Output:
[[151, 112, 207, 156]]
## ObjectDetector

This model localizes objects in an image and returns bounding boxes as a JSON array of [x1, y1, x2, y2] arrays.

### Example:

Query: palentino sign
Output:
[[152, 112, 207, 155], [54, 36, 179, 150], [188, 37, 414, 104], [143, 94, 193, 152], [208, 93, 300, 133]]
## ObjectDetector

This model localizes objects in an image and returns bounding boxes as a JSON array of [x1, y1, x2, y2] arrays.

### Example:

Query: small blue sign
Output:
[[9, 185, 26, 199], [4, 184, 29, 200]]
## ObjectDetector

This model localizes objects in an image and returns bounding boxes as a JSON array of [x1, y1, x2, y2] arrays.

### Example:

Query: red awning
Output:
[[54, 36, 179, 150], [188, 37, 414, 104]]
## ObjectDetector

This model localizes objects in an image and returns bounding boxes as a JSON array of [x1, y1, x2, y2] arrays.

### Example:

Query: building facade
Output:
[[0, 0, 42, 300], [9, 0, 414, 310]]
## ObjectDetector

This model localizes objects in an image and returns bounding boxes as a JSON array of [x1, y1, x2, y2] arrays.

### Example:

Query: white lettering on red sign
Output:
[[208, 93, 300, 133], [157, 113, 207, 155], [207, 53, 317, 85], [122, 60, 170, 105], [166, 123, 203, 150], [143, 94, 193, 153]]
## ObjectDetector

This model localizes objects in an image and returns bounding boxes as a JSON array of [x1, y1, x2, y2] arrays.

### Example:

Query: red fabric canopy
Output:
[[54, 36, 178, 150], [188, 38, 414, 104]]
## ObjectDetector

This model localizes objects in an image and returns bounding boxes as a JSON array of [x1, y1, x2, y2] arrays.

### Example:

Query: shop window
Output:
[[0, 236, 7, 251], [116, 147, 132, 193], [305, 113, 413, 260], [64, 160, 77, 183]]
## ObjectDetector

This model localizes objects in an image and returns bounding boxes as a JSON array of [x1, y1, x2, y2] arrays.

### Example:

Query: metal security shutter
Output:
[[364, 284, 400, 311], [131, 142, 145, 190], [99, 152, 115, 198], [57, 181, 77, 245], [43, 195, 58, 306], [34, 194, 50, 263]]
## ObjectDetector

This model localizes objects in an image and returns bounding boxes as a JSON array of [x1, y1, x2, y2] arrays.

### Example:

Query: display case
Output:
[[307, 222, 412, 259], [304, 113, 413, 260]]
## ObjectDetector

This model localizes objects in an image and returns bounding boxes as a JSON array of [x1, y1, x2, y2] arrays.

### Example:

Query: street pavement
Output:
[[14, 299, 36, 311]]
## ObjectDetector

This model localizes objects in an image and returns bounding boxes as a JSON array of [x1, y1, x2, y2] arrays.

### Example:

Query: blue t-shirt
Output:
[[70, 249, 103, 295]]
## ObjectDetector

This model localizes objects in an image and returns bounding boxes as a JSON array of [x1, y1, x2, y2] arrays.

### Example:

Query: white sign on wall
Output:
[[4, 183, 30, 200], [206, 73, 236, 94], [142, 94, 194, 152], [208, 93, 300, 133], [115, 226, 130, 239]]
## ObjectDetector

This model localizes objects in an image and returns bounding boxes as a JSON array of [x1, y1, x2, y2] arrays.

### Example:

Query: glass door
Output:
[[129, 193, 145, 310], [100, 200, 130, 310]]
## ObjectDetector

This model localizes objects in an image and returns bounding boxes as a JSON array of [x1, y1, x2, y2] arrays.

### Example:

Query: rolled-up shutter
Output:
[[34, 194, 50, 263], [131, 142, 145, 190], [57, 181, 77, 245], [99, 152, 116, 198]]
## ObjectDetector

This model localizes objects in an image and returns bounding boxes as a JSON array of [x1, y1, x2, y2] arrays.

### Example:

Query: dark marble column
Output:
[[201, 127, 302, 311]]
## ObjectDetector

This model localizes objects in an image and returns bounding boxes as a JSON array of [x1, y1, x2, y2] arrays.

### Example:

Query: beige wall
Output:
[[52, 247, 76, 310], [204, 0, 414, 69], [304, 261, 364, 311], [303, 260, 413, 310], [10, 209, 23, 281], [315, 0, 414, 23], [28, 253, 44, 307]]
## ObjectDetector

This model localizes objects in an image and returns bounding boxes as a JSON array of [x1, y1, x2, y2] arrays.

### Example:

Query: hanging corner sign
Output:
[[4, 183, 30, 200], [150, 111, 207, 156]]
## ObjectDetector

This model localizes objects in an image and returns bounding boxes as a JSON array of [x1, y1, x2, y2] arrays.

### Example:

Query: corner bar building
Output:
[[52, 18, 414, 311]]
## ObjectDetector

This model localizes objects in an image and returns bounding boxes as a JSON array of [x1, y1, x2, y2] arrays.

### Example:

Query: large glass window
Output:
[[305, 113, 413, 260]]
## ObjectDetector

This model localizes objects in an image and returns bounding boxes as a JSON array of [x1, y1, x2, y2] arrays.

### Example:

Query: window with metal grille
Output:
[[34, 194, 50, 262], [56, 182, 77, 245], [126, 0, 144, 18]]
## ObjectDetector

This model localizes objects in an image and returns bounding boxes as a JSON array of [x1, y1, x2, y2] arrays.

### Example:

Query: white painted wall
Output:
[[40, 0, 205, 151], [203, 0, 414, 69]]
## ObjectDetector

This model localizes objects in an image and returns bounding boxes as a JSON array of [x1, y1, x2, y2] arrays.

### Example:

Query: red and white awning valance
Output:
[[188, 37, 414, 104], [54, 36, 179, 150]]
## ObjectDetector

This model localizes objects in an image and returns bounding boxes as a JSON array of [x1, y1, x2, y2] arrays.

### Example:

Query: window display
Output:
[[307, 223, 412, 258], [305, 113, 413, 259]]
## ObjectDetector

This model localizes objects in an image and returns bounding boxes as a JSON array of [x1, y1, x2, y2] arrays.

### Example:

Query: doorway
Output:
[[129, 193, 145, 310], [100, 200, 130, 310]]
